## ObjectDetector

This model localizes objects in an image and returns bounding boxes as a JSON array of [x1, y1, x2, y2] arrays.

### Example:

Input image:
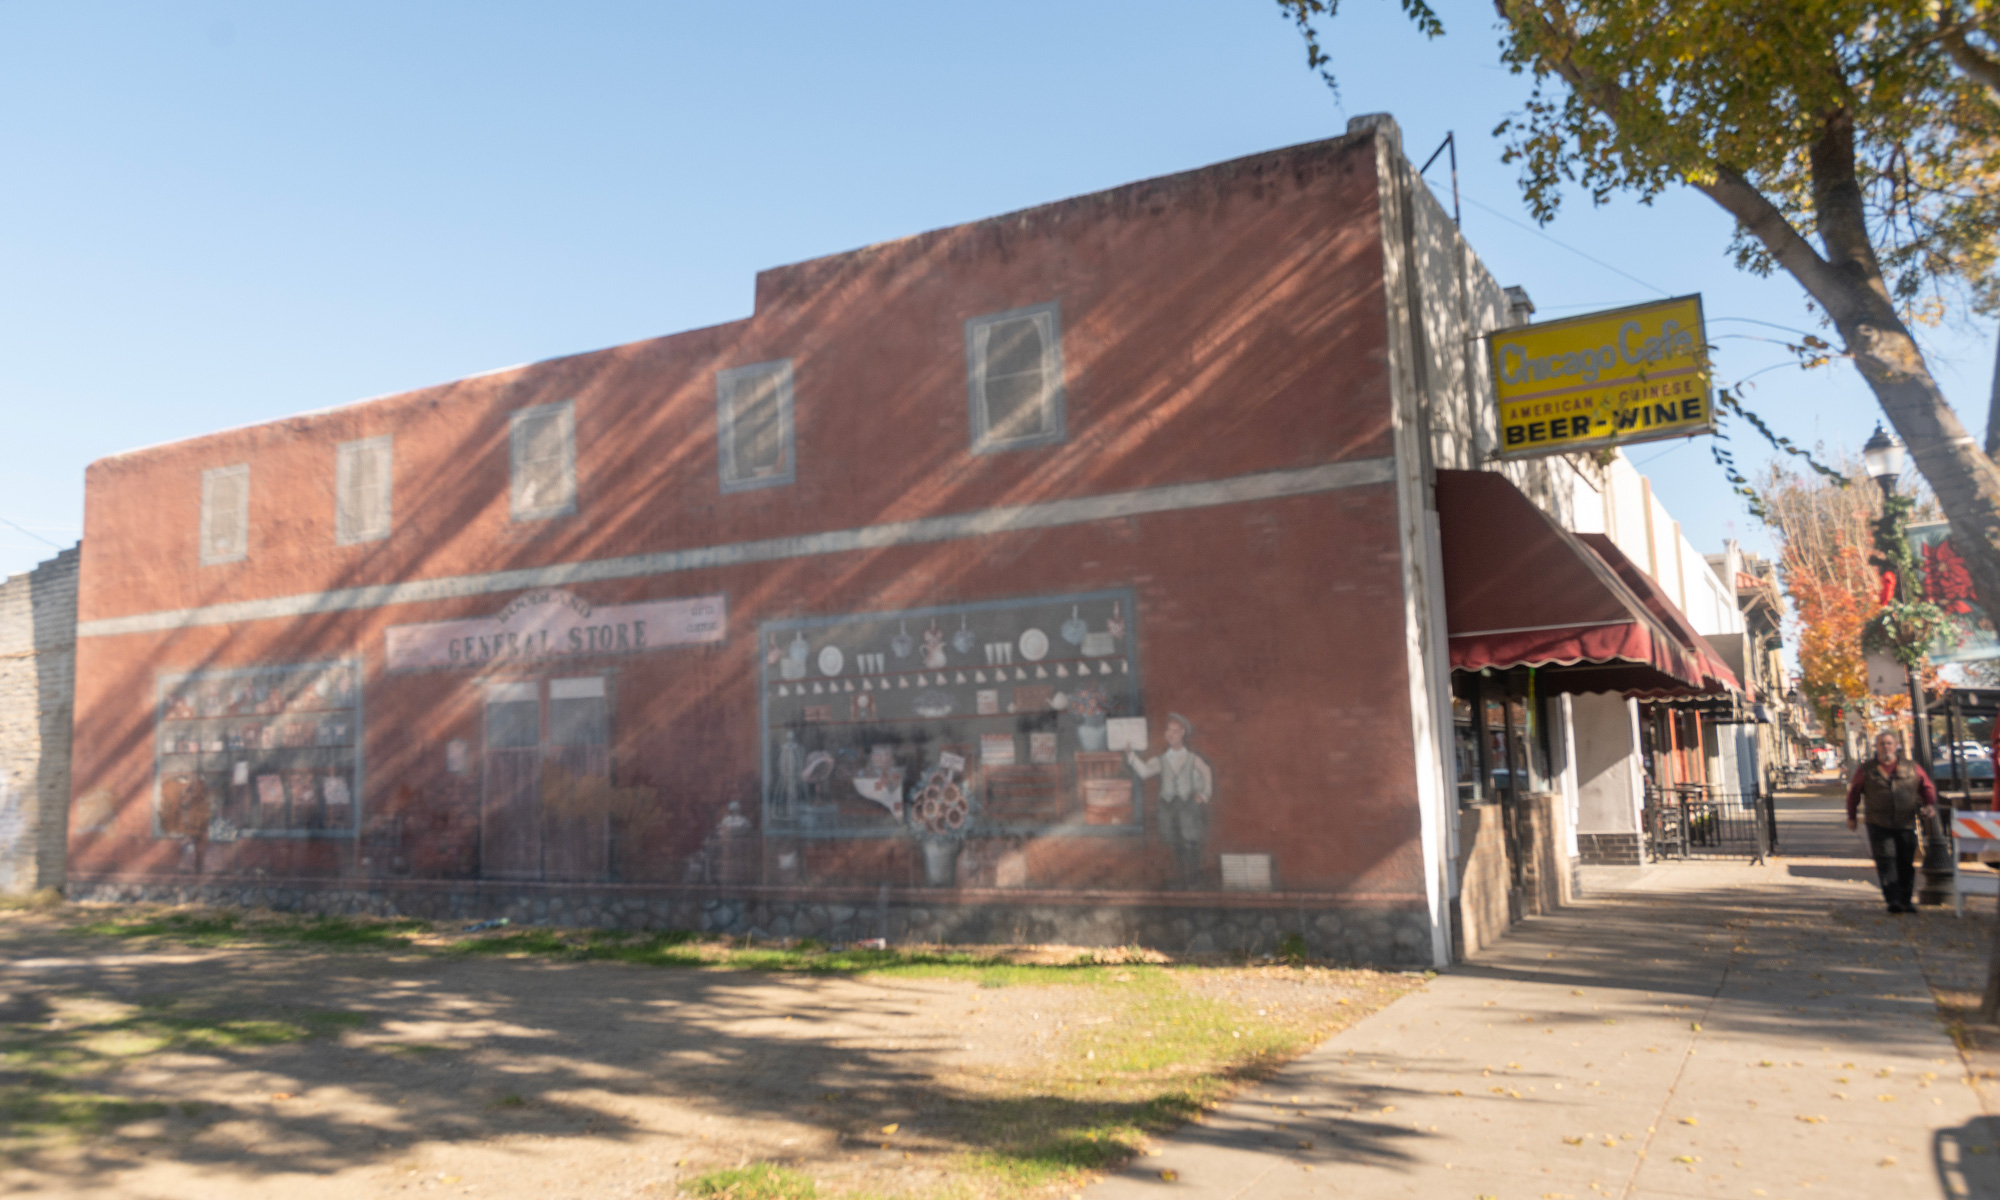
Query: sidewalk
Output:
[[1086, 795, 2000, 1199]]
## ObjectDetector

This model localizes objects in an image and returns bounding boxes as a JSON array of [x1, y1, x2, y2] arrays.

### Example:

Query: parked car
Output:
[[1949, 740, 1993, 760], [1930, 757, 1996, 788]]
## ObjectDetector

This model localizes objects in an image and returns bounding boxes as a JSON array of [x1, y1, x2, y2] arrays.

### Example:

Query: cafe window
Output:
[[966, 302, 1065, 453], [510, 401, 576, 521], [200, 464, 250, 565], [1452, 692, 1480, 805], [716, 360, 795, 492], [335, 435, 393, 545]]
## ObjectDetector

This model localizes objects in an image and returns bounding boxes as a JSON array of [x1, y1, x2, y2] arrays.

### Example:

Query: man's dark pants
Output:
[[1865, 823, 1919, 908]]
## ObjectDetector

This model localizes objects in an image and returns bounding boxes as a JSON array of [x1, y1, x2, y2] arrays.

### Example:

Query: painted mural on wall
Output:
[[154, 660, 362, 840], [761, 589, 1155, 875]]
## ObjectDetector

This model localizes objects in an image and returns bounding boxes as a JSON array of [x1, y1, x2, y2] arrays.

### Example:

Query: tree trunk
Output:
[[1986, 332, 2000, 460], [1831, 313, 2000, 640]]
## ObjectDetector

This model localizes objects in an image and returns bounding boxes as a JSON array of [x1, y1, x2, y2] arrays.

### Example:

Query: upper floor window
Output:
[[965, 301, 1065, 453], [200, 464, 250, 565], [510, 401, 576, 521], [335, 435, 393, 545], [716, 360, 795, 492]]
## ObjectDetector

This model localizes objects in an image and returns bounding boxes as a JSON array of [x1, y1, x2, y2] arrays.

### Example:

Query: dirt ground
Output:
[[0, 906, 1413, 1199]]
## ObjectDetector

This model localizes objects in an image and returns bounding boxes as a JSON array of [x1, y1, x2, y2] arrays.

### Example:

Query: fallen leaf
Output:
[[1563, 1136, 1584, 1145], [1879, 1157, 1897, 1167], [1797, 1115, 1826, 1124], [881, 1123, 899, 1135], [1296, 1139, 1314, 1149], [1877, 1094, 1896, 1102], [270, 1093, 294, 1101], [1690, 1022, 1703, 1032], [1160, 1169, 1178, 1181], [1678, 1117, 1698, 1126]]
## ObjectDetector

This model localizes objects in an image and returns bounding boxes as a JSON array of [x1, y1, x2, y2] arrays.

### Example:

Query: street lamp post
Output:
[[1865, 423, 1956, 905], [1863, 424, 1930, 766]]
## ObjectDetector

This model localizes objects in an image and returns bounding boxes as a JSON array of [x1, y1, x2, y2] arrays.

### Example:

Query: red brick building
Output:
[[64, 116, 1727, 963]]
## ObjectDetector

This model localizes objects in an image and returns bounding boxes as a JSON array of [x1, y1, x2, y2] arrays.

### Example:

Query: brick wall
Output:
[[0, 545, 79, 894]]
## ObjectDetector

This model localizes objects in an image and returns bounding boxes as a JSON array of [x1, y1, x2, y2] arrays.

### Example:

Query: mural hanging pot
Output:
[[788, 632, 810, 664], [1061, 605, 1088, 646], [952, 614, 978, 655], [891, 621, 915, 659]]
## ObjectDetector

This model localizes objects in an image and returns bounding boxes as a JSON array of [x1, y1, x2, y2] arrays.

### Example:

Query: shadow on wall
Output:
[[65, 135, 1422, 929]]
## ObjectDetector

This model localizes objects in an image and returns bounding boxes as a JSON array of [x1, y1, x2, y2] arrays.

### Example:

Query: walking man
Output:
[[1846, 731, 1937, 913]]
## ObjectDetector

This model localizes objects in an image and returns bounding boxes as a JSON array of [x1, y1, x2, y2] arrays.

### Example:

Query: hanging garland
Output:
[[1861, 489, 1948, 669]]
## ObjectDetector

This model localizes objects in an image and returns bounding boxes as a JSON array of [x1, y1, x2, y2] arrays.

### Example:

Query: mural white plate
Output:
[[818, 645, 845, 676], [1019, 628, 1050, 661]]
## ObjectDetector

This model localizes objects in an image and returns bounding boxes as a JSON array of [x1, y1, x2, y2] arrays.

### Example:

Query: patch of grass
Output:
[[0, 1083, 168, 1139], [0, 887, 64, 911], [489, 1091, 526, 1109], [282, 917, 427, 949], [957, 1092, 1207, 1190], [683, 1162, 817, 1199], [76, 912, 247, 945], [78, 910, 427, 952]]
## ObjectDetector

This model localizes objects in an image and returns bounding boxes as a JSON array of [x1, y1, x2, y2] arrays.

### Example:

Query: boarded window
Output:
[[716, 360, 795, 492], [966, 303, 1065, 452], [335, 435, 393, 544], [200, 464, 250, 565], [510, 401, 576, 520]]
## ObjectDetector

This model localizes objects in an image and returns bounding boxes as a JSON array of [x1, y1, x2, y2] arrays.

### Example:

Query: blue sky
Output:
[[0, 1, 1989, 580]]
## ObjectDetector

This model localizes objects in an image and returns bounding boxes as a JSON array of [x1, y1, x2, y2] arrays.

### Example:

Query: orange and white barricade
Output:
[[1951, 813, 2000, 916]]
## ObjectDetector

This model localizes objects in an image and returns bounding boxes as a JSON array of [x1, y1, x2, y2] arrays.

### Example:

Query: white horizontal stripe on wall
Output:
[[79, 458, 1396, 638]]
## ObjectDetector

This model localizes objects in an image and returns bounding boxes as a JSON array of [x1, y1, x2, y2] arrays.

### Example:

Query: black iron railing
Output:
[[1642, 785, 1773, 864]]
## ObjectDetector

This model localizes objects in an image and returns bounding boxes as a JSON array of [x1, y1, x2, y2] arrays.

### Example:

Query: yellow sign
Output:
[[1489, 295, 1712, 459]]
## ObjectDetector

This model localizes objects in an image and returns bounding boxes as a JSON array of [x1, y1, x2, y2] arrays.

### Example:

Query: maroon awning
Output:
[[1436, 470, 1707, 695], [1576, 533, 1744, 699]]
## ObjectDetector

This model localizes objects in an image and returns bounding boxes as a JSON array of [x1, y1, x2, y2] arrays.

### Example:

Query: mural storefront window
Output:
[[760, 589, 1144, 851], [155, 660, 362, 840]]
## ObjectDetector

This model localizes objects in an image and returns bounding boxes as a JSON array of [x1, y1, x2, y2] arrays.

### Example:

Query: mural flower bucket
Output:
[[909, 755, 973, 886], [920, 838, 963, 887]]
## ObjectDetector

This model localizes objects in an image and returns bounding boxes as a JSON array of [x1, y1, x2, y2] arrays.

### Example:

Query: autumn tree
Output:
[[1279, 0, 2000, 643], [1756, 460, 1887, 736]]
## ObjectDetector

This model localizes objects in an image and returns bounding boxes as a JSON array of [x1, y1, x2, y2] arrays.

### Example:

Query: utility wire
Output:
[[0, 515, 65, 550], [1420, 173, 1671, 298]]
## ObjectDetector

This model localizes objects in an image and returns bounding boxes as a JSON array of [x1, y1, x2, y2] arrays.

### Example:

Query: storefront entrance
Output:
[[482, 676, 610, 880]]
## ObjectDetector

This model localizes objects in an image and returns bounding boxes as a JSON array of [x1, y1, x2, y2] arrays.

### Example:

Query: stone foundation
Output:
[[65, 876, 1436, 966], [1576, 832, 1645, 866]]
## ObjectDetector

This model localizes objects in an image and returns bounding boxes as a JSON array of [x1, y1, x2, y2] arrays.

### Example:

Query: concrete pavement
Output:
[[1086, 794, 2000, 1199]]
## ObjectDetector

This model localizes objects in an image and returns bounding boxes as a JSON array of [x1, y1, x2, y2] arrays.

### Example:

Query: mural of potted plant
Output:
[[908, 753, 974, 886], [1067, 683, 1114, 752]]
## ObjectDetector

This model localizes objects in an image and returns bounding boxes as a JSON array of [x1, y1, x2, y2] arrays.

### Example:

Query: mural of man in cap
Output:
[[1126, 713, 1213, 888]]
